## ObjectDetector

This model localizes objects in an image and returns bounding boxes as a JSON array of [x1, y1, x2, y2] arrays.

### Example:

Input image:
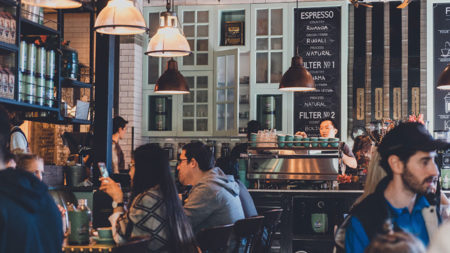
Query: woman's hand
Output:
[[99, 177, 123, 203], [295, 131, 308, 138]]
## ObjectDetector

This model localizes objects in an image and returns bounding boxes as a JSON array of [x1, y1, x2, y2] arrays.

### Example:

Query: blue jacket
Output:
[[0, 169, 63, 253]]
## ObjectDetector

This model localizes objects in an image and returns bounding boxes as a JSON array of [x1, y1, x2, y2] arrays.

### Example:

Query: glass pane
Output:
[[217, 89, 225, 102], [197, 76, 208, 89], [197, 90, 208, 103], [197, 119, 208, 131], [227, 103, 234, 130], [197, 53, 208, 65], [271, 38, 282, 50], [271, 9, 283, 35], [188, 39, 195, 50], [257, 38, 268, 50], [160, 57, 170, 73], [227, 88, 234, 102], [183, 119, 194, 131], [148, 13, 160, 37], [217, 104, 225, 131], [186, 76, 195, 89], [256, 9, 268, 36], [197, 104, 208, 117], [148, 57, 159, 84], [256, 53, 268, 83], [226, 55, 235, 87], [183, 105, 194, 117], [197, 39, 208, 51], [183, 92, 194, 103], [217, 56, 225, 87], [184, 53, 194, 65], [197, 25, 208, 37], [184, 11, 195, 23], [198, 11, 209, 23], [271, 52, 282, 83], [184, 25, 195, 37]]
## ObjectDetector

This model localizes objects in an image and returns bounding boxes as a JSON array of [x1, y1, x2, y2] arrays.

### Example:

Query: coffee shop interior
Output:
[[1, 0, 450, 252]]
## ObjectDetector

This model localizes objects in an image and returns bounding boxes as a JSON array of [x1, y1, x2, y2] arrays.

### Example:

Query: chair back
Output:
[[197, 224, 235, 253], [233, 216, 264, 253], [259, 209, 283, 253], [112, 236, 151, 253]]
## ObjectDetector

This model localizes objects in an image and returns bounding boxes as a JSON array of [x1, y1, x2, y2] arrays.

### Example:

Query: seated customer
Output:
[[178, 142, 244, 233], [216, 155, 257, 218], [365, 231, 425, 253], [100, 144, 198, 253]]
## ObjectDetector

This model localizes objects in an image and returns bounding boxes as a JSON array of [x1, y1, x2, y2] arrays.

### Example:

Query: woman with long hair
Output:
[[100, 143, 198, 253]]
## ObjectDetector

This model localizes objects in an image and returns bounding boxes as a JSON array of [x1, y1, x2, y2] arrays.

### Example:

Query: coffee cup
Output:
[[310, 137, 319, 147], [277, 135, 286, 148], [97, 227, 113, 239], [285, 135, 294, 147], [329, 138, 339, 147], [250, 133, 257, 147], [319, 137, 329, 147], [294, 135, 303, 146], [302, 137, 310, 147]]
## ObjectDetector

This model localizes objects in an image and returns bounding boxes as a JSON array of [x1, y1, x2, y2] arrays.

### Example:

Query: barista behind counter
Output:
[[296, 119, 357, 169]]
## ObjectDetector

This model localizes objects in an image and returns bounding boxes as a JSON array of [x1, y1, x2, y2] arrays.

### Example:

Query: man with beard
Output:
[[344, 122, 448, 253]]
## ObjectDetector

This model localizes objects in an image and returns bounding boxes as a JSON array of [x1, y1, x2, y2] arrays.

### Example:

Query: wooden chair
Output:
[[233, 216, 264, 253], [112, 236, 151, 253], [258, 209, 283, 253], [196, 224, 235, 253]]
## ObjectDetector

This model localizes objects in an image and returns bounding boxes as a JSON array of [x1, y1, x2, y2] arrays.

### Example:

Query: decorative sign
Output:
[[224, 21, 244, 46], [294, 7, 341, 136], [434, 3, 450, 130], [393, 87, 401, 120], [356, 88, 365, 120], [374, 88, 383, 120]]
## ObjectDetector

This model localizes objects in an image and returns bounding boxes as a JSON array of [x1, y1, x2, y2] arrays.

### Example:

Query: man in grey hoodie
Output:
[[178, 142, 245, 233]]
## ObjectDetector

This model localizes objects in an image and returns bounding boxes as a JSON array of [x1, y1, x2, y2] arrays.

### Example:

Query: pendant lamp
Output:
[[145, 0, 191, 57], [22, 0, 82, 9], [154, 58, 190, 94], [437, 64, 450, 90], [94, 0, 147, 35], [279, 55, 315, 92], [279, 0, 315, 92]]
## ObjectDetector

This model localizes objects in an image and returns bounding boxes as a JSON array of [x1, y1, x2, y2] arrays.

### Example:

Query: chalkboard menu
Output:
[[293, 7, 341, 137], [434, 3, 450, 131]]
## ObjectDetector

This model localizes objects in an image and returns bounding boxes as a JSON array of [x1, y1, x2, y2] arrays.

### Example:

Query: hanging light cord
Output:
[[296, 0, 300, 56]]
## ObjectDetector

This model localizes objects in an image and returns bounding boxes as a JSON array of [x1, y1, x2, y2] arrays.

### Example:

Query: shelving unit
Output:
[[0, 0, 95, 125]]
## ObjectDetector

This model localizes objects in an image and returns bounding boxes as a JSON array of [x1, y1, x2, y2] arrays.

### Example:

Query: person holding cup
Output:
[[100, 144, 198, 253], [295, 119, 357, 169]]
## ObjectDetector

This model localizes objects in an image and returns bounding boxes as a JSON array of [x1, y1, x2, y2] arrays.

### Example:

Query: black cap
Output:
[[378, 122, 450, 159]]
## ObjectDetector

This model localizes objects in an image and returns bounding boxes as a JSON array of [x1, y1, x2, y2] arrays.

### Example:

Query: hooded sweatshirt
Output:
[[184, 167, 244, 233], [0, 168, 63, 253]]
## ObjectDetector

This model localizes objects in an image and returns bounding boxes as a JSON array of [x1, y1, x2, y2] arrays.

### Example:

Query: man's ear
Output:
[[334, 128, 338, 135], [388, 155, 404, 175], [189, 158, 198, 168]]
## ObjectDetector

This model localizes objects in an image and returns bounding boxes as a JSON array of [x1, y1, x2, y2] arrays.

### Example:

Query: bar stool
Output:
[[258, 209, 283, 253], [233, 216, 265, 253], [196, 224, 235, 253]]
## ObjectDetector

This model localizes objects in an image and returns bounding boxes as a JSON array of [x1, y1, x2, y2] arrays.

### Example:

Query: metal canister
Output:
[[45, 77, 54, 107], [35, 75, 45, 106], [36, 46, 46, 76], [26, 42, 36, 74], [155, 115, 166, 131], [19, 41, 27, 72], [264, 96, 275, 113], [46, 50, 55, 78], [264, 113, 276, 130], [155, 97, 166, 113], [17, 71, 24, 101], [24, 73, 35, 104]]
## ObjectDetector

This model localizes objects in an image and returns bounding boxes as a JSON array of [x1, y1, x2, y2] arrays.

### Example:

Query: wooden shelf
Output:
[[61, 78, 92, 89], [0, 41, 18, 53], [0, 0, 18, 6], [0, 96, 59, 112], [20, 18, 59, 35]]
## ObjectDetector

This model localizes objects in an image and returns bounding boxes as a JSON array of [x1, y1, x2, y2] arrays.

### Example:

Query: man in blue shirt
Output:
[[345, 122, 449, 253]]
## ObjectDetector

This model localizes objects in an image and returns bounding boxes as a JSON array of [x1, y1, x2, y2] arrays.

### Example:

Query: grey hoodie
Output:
[[184, 167, 245, 233]]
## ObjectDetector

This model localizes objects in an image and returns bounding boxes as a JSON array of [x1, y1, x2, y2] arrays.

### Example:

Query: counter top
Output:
[[248, 189, 363, 193]]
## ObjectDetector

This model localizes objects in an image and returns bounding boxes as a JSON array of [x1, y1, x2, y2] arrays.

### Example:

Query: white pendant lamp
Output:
[[22, 0, 82, 9], [145, 0, 191, 57], [94, 0, 148, 35]]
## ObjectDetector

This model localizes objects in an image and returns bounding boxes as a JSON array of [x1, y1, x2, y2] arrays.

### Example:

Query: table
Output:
[[62, 236, 150, 253]]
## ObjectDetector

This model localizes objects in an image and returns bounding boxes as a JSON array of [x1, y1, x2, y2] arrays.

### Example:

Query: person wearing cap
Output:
[[112, 116, 128, 174], [344, 122, 448, 253]]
